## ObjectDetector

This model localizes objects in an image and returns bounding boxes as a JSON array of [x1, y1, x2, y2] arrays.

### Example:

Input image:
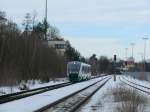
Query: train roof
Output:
[[67, 61, 91, 66]]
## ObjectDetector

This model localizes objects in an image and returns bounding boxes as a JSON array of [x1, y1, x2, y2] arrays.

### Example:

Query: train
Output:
[[67, 61, 91, 82]]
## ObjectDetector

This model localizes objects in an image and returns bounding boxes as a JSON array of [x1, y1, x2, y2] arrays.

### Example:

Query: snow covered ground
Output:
[[122, 75, 150, 88], [77, 75, 120, 112], [0, 76, 110, 112], [1, 75, 150, 112], [77, 75, 150, 112], [0, 78, 67, 95], [126, 72, 150, 82]]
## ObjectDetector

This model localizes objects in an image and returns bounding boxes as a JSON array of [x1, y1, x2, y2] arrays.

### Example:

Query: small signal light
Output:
[[114, 55, 116, 61]]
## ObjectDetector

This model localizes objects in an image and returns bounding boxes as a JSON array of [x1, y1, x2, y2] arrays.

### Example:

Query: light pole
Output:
[[143, 38, 148, 73], [138, 52, 144, 74], [45, 0, 47, 22], [125, 48, 128, 60], [125, 48, 128, 74], [44, 0, 48, 40], [130, 43, 135, 59], [138, 52, 143, 62]]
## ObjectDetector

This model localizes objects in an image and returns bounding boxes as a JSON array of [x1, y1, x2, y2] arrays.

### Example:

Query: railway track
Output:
[[0, 82, 72, 104], [119, 77, 150, 94], [0, 75, 108, 104], [35, 76, 111, 112], [122, 76, 150, 89]]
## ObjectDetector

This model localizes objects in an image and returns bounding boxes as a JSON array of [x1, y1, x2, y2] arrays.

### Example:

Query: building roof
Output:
[[127, 57, 135, 62]]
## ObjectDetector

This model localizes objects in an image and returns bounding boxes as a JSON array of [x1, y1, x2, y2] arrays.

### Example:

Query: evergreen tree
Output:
[[65, 41, 81, 62]]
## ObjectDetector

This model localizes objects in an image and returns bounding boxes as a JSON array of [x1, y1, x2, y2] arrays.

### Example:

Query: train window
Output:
[[82, 66, 89, 74], [68, 63, 80, 73]]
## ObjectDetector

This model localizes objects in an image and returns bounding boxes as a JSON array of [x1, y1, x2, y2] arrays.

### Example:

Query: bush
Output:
[[112, 86, 147, 112]]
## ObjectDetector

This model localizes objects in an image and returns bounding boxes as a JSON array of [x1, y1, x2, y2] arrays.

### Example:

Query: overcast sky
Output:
[[1, 0, 150, 61]]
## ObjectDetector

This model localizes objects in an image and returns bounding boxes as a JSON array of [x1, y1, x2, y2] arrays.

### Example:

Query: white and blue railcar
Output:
[[67, 61, 91, 82]]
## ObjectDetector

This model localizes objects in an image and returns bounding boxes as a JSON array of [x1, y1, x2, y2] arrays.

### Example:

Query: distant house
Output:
[[126, 57, 135, 69], [48, 38, 66, 56], [0, 16, 7, 24]]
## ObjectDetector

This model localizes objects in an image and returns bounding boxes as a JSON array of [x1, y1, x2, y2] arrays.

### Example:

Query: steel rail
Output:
[[68, 78, 110, 112], [119, 77, 150, 94], [122, 76, 150, 89], [0, 82, 72, 104], [34, 76, 111, 112], [0, 75, 108, 104]]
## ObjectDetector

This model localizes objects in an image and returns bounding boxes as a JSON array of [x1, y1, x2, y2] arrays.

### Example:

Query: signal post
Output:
[[113, 55, 116, 81]]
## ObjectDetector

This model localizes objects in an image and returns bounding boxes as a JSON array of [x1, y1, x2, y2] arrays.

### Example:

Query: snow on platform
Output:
[[0, 76, 109, 112]]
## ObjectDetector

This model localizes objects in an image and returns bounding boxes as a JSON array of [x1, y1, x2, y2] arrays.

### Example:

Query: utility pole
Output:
[[143, 37, 148, 78], [113, 55, 116, 81], [138, 52, 143, 61], [130, 43, 135, 58], [45, 0, 47, 22], [125, 48, 128, 60], [44, 0, 48, 40], [125, 48, 128, 75]]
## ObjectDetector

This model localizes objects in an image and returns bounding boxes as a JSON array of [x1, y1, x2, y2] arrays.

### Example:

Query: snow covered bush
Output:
[[112, 86, 147, 112]]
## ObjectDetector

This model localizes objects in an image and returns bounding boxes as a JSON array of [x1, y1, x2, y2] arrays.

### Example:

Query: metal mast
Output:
[[130, 43, 135, 58], [143, 38, 148, 73], [125, 48, 128, 60], [45, 0, 47, 22], [44, 0, 48, 40]]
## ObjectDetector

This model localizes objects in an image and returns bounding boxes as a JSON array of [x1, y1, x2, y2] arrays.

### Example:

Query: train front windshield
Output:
[[68, 63, 81, 73]]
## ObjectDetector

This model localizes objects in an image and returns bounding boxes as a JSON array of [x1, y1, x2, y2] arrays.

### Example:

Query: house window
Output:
[[55, 44, 65, 49]]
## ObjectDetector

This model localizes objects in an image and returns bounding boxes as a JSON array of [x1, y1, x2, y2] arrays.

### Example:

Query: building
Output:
[[0, 16, 7, 24], [127, 57, 135, 67], [124, 57, 135, 71], [48, 39, 66, 56]]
